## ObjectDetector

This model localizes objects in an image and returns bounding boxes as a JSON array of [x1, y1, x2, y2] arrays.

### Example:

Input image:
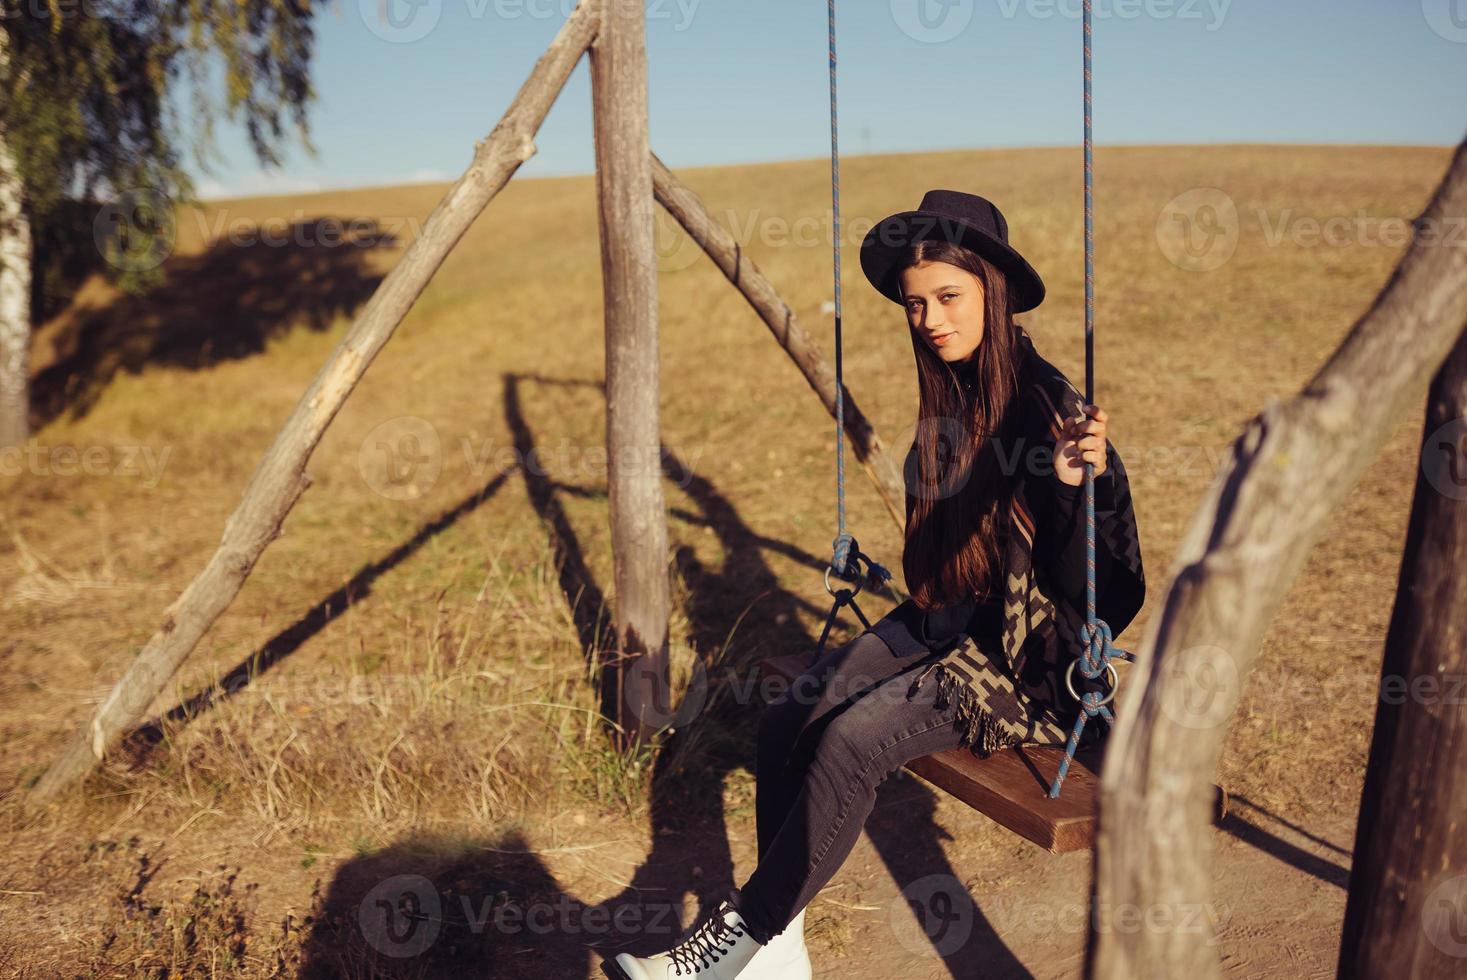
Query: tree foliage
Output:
[[1, 0, 319, 293]]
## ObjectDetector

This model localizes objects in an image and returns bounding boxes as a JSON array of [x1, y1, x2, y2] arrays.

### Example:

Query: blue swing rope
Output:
[[1047, 0, 1137, 799], [818, 0, 891, 656]]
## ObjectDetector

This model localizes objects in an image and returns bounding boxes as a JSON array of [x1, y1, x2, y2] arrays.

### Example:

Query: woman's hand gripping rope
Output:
[[1046, 402, 1137, 798]]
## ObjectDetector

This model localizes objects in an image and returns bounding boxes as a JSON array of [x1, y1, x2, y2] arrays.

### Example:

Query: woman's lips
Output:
[[932, 332, 955, 347]]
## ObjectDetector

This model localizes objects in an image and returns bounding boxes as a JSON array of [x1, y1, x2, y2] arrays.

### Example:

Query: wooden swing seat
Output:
[[756, 651, 1106, 854]]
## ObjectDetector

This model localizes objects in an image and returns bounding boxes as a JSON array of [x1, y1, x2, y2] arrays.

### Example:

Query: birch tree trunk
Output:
[[0, 27, 32, 449]]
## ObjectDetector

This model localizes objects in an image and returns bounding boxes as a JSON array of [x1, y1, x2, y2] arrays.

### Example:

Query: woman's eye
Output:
[[941, 293, 956, 301]]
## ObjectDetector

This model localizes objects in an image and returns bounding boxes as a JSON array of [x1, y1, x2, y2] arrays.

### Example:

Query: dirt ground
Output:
[[0, 143, 1454, 977]]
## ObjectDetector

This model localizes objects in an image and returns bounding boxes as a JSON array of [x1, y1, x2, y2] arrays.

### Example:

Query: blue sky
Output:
[[191, 0, 1467, 199]]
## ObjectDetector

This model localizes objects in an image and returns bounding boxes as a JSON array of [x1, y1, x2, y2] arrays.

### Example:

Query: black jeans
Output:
[[734, 628, 969, 945]]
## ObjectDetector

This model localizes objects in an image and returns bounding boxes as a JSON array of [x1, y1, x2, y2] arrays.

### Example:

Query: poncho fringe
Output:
[[907, 661, 1026, 757]]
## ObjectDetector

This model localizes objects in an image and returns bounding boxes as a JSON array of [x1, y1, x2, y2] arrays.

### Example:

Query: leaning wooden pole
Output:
[[1337, 323, 1467, 978], [589, 0, 668, 746], [27, 0, 602, 805], [649, 152, 906, 530], [1088, 137, 1467, 978]]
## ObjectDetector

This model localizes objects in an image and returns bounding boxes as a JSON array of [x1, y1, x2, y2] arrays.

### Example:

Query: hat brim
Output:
[[859, 210, 1046, 313]]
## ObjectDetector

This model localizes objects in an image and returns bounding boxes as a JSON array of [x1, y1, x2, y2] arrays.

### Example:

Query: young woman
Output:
[[611, 190, 1146, 980]]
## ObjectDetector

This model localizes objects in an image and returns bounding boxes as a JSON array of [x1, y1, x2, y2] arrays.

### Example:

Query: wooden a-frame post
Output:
[[1337, 319, 1467, 978], [28, 0, 907, 802], [26, 0, 605, 804], [589, 0, 670, 747]]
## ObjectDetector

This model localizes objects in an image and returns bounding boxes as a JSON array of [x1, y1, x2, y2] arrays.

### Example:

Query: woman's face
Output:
[[899, 260, 986, 364]]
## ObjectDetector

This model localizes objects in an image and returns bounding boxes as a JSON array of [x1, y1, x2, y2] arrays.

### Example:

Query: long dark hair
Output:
[[901, 239, 1031, 611]]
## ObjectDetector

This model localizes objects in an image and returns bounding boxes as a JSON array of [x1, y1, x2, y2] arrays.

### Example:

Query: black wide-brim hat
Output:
[[859, 189, 1046, 313]]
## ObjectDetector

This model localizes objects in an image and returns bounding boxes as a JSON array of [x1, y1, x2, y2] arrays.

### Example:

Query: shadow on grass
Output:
[[291, 373, 1034, 978], [99, 362, 1351, 976], [30, 216, 392, 429], [116, 467, 518, 766], [1214, 793, 1352, 890]]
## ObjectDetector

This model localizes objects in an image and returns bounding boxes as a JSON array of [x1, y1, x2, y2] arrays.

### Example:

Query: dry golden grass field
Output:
[[0, 143, 1456, 978]]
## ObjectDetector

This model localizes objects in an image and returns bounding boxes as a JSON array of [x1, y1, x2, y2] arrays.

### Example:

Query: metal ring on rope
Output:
[[824, 562, 864, 600], [1064, 659, 1119, 707]]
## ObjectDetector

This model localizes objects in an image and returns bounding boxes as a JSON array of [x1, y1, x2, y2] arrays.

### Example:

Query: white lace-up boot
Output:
[[610, 894, 763, 980], [736, 905, 810, 979]]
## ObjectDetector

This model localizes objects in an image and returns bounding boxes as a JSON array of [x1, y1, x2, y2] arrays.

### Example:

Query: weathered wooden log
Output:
[[1337, 320, 1467, 977], [589, 0, 669, 746], [1090, 138, 1467, 978], [649, 152, 906, 531], [27, 0, 603, 805]]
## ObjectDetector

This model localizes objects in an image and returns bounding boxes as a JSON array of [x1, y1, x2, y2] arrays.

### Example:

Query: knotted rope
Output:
[[1047, 0, 1137, 798]]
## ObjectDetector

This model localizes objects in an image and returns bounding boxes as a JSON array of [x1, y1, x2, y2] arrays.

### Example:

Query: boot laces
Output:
[[667, 900, 745, 974]]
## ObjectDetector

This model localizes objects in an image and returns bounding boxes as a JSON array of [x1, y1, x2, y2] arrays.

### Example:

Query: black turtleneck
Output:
[[952, 355, 980, 396]]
